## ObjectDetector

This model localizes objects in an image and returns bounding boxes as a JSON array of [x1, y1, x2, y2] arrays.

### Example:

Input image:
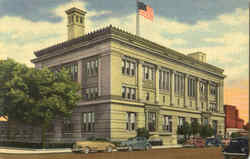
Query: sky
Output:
[[0, 0, 249, 123]]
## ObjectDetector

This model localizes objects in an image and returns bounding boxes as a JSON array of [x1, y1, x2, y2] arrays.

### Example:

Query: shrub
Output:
[[136, 128, 150, 139]]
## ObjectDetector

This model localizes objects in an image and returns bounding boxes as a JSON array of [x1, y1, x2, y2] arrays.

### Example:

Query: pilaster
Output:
[[196, 77, 200, 111], [219, 80, 224, 113], [206, 81, 210, 111], [216, 83, 220, 112], [137, 60, 143, 101], [155, 66, 159, 104], [170, 70, 175, 106], [77, 60, 83, 97], [98, 57, 102, 96], [184, 74, 188, 107]]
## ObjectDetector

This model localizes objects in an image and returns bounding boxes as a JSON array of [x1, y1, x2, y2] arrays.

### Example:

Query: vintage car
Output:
[[223, 136, 248, 159], [148, 135, 163, 146], [221, 138, 231, 147], [116, 136, 152, 151], [72, 140, 116, 154]]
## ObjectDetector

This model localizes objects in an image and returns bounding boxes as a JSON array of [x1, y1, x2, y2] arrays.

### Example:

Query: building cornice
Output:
[[32, 25, 225, 78]]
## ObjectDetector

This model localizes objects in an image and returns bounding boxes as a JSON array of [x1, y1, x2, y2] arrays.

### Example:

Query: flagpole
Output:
[[136, 0, 140, 36]]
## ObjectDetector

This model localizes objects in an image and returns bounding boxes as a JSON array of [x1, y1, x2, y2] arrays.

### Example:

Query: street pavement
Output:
[[0, 145, 183, 154]]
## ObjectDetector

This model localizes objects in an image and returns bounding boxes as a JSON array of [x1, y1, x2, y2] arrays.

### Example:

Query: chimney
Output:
[[65, 7, 87, 40], [187, 52, 206, 63]]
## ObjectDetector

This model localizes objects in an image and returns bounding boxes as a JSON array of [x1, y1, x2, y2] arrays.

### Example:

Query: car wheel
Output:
[[128, 145, 133, 152], [83, 147, 90, 154], [145, 145, 150, 151], [106, 146, 113, 153]]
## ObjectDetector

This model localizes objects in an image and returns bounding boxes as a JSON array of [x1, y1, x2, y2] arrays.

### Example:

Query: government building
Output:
[[29, 7, 226, 145]]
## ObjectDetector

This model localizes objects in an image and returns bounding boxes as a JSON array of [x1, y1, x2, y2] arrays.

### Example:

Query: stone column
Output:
[[184, 74, 188, 107], [98, 57, 102, 96], [220, 80, 224, 113], [216, 83, 220, 113], [196, 77, 200, 111], [155, 66, 159, 104], [72, 111, 82, 140], [170, 70, 175, 106], [171, 116, 178, 145], [137, 60, 143, 101], [144, 111, 148, 129], [206, 81, 210, 112], [78, 60, 83, 96]]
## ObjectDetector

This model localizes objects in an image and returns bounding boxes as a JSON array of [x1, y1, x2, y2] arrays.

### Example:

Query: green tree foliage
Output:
[[0, 59, 81, 147], [200, 124, 214, 138], [230, 132, 242, 138], [191, 120, 200, 137], [177, 121, 192, 141], [136, 128, 150, 139]]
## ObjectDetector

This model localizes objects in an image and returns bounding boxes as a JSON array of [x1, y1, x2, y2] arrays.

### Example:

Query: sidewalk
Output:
[[0, 145, 183, 154], [0, 147, 72, 154]]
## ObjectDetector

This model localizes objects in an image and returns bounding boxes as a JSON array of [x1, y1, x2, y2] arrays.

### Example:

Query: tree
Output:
[[191, 120, 200, 137], [0, 59, 81, 147], [177, 121, 192, 141], [136, 128, 150, 139], [200, 124, 214, 138], [231, 132, 242, 138]]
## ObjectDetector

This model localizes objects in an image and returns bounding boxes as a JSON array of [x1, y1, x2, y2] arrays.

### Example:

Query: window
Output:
[[210, 85, 217, 96], [64, 62, 78, 81], [82, 112, 95, 132], [122, 60, 125, 74], [131, 63, 135, 75], [175, 73, 184, 95], [188, 78, 196, 97], [159, 70, 170, 90], [148, 112, 156, 132], [163, 115, 172, 132], [146, 92, 150, 101], [80, 17, 83, 23], [122, 59, 136, 76], [200, 81, 206, 97], [191, 118, 198, 124], [126, 112, 136, 131], [210, 103, 217, 112], [71, 15, 74, 23], [203, 118, 208, 125], [76, 15, 79, 22], [86, 59, 98, 77], [85, 87, 98, 100], [131, 88, 136, 100], [63, 118, 72, 134], [126, 61, 130, 75], [122, 86, 136, 100], [212, 120, 217, 135], [178, 117, 185, 128], [163, 96, 165, 103], [143, 65, 153, 80]]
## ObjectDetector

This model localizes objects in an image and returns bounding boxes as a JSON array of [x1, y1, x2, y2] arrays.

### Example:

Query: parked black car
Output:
[[205, 137, 222, 147], [223, 136, 248, 159]]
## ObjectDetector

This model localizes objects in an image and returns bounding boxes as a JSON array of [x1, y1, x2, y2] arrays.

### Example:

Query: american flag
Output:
[[137, 1, 154, 21]]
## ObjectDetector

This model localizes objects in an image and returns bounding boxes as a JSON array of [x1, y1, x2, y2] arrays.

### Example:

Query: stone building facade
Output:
[[13, 7, 226, 145]]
